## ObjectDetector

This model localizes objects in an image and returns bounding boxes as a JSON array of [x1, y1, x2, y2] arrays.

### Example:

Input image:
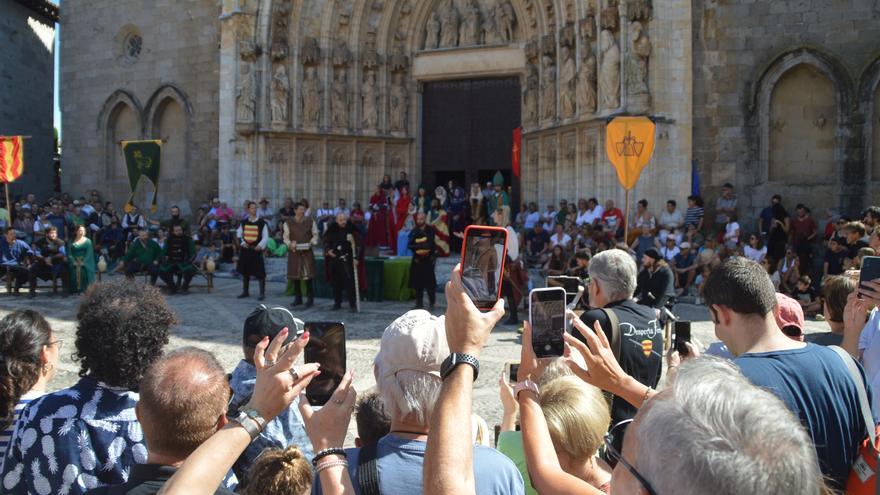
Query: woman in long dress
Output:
[[67, 224, 96, 294], [428, 198, 450, 257], [392, 185, 412, 252], [366, 184, 392, 248], [447, 185, 468, 253]]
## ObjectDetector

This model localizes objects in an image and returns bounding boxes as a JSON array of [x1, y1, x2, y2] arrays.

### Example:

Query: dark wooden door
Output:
[[421, 77, 521, 207]]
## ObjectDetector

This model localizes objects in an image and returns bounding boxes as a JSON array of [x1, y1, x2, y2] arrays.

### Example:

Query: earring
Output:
[[42, 363, 54, 374]]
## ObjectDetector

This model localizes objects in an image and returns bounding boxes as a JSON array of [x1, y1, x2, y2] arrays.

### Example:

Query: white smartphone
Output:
[[529, 287, 567, 358]]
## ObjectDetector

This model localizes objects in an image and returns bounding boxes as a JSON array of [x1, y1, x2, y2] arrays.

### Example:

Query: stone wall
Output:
[[692, 0, 880, 229], [0, 1, 55, 200], [60, 0, 220, 216]]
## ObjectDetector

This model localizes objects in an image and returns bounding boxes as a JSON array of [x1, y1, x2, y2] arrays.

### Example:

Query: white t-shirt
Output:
[[660, 246, 680, 261], [659, 210, 684, 231], [506, 226, 520, 261], [583, 206, 604, 225], [744, 245, 767, 263], [724, 222, 740, 243], [550, 233, 572, 249], [859, 308, 880, 415]]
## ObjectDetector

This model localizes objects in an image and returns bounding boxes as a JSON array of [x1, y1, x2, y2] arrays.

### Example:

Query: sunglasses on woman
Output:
[[604, 419, 658, 495]]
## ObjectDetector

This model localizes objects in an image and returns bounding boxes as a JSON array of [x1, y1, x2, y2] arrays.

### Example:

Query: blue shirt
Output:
[[0, 237, 32, 266], [313, 433, 524, 495], [47, 213, 67, 240], [759, 206, 775, 234], [229, 360, 312, 477], [735, 344, 870, 490]]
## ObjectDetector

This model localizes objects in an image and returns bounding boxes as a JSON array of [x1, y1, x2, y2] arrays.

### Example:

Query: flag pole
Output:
[[623, 189, 630, 245], [4, 183, 10, 218]]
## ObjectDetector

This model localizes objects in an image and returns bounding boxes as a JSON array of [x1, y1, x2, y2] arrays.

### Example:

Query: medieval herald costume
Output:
[[284, 215, 318, 307]]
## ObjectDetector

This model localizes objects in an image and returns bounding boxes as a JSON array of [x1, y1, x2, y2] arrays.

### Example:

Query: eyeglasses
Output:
[[604, 419, 658, 495]]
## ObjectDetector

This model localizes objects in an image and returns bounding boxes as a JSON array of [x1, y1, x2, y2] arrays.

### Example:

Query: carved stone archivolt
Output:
[[439, 0, 460, 48]]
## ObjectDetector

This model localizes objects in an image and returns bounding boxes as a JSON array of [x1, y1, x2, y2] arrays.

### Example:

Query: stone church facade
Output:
[[60, 0, 880, 222]]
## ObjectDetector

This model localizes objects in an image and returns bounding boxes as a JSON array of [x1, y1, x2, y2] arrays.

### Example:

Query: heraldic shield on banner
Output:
[[121, 140, 162, 213], [605, 116, 656, 191]]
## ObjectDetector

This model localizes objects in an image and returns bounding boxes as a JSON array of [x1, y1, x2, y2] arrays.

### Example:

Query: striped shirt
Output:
[[0, 390, 44, 467], [684, 207, 704, 229]]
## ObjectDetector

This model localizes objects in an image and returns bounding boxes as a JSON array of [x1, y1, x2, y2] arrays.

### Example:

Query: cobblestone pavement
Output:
[[0, 256, 831, 446]]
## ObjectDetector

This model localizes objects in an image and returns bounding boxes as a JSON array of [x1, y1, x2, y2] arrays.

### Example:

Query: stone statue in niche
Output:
[[361, 71, 379, 129], [389, 72, 408, 131], [301, 37, 320, 66], [460, 0, 482, 46], [523, 62, 539, 125], [598, 29, 620, 110], [601, 0, 619, 31], [577, 39, 597, 114], [625, 21, 651, 109], [271, 63, 290, 123], [628, 0, 652, 21], [559, 45, 577, 118], [541, 55, 556, 121], [482, 7, 498, 44], [439, 0, 460, 48], [236, 61, 256, 123], [425, 10, 441, 49], [331, 68, 349, 128], [301, 66, 322, 126], [497, 0, 517, 42]]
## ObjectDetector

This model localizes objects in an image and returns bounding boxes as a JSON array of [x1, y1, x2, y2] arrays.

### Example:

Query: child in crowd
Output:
[[228, 305, 312, 480], [354, 391, 392, 448], [853, 246, 876, 270], [823, 236, 848, 276], [240, 447, 312, 495], [693, 265, 712, 304], [792, 275, 822, 318]]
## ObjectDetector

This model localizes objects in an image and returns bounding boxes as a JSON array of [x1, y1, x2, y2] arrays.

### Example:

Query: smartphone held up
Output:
[[460, 225, 509, 310], [303, 322, 346, 406], [529, 287, 567, 358]]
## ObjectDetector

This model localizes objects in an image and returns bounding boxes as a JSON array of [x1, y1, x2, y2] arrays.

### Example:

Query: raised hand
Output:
[[444, 263, 505, 357], [249, 328, 321, 421], [298, 371, 357, 453]]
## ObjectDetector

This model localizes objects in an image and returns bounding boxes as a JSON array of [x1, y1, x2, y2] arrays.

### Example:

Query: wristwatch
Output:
[[440, 353, 479, 381], [513, 378, 540, 400], [231, 411, 262, 441], [238, 405, 267, 431]]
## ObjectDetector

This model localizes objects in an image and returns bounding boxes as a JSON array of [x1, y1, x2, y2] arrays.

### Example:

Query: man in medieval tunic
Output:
[[283, 202, 318, 308], [158, 224, 197, 294], [408, 212, 437, 310], [237, 200, 270, 301], [323, 212, 359, 312]]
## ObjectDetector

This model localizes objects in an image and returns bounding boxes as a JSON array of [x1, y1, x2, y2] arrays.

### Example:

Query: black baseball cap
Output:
[[242, 305, 304, 347]]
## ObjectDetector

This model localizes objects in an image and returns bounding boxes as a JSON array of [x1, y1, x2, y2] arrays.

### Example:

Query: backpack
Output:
[[828, 346, 880, 495]]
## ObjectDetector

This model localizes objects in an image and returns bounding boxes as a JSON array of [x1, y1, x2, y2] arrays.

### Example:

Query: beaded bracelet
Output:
[[642, 387, 654, 406], [311, 447, 347, 466], [316, 459, 349, 474]]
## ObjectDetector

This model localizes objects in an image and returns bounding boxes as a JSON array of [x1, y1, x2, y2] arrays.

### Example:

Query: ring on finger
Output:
[[289, 367, 300, 382], [265, 360, 275, 368], [332, 397, 345, 405]]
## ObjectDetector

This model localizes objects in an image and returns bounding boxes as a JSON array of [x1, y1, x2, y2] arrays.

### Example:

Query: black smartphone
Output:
[[530, 287, 567, 358], [674, 321, 691, 356], [547, 276, 581, 305], [506, 361, 520, 383], [859, 256, 880, 298], [303, 322, 346, 406], [460, 226, 509, 310]]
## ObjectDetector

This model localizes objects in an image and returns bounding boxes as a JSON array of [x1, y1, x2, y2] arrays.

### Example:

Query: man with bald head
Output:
[[84, 347, 237, 494], [408, 212, 437, 310], [323, 212, 360, 311]]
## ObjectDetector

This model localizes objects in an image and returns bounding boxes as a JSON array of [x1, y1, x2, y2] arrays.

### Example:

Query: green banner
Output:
[[121, 140, 162, 213]]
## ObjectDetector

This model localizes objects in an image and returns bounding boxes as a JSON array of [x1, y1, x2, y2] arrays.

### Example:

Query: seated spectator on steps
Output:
[[525, 223, 550, 268], [824, 236, 848, 276], [791, 275, 822, 317], [701, 257, 870, 490], [228, 305, 311, 480], [634, 248, 675, 310], [1, 282, 174, 495], [84, 348, 237, 494]]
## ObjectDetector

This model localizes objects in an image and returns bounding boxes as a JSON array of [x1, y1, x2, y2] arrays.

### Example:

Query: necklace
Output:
[[391, 430, 429, 437]]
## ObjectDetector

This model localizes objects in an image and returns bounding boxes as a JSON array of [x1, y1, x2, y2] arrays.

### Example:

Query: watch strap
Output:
[[240, 405, 267, 430], [513, 379, 539, 400], [232, 411, 261, 441], [441, 353, 479, 381]]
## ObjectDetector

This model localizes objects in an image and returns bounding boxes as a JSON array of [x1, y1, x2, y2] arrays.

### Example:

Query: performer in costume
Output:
[[487, 171, 511, 225], [392, 185, 412, 252], [28, 226, 68, 297], [158, 224, 197, 294], [323, 212, 359, 312], [492, 209, 525, 325], [366, 183, 392, 248], [408, 212, 437, 310], [283, 202, 318, 308], [118, 227, 162, 284], [414, 185, 431, 214], [447, 183, 468, 252], [67, 224, 96, 294], [236, 201, 270, 300], [428, 196, 450, 257]]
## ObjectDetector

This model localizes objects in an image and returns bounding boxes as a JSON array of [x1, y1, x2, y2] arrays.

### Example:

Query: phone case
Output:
[[529, 287, 567, 358], [460, 225, 510, 310]]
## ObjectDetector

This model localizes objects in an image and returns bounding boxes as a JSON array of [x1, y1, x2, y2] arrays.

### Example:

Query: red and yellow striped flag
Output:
[[0, 136, 24, 183]]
